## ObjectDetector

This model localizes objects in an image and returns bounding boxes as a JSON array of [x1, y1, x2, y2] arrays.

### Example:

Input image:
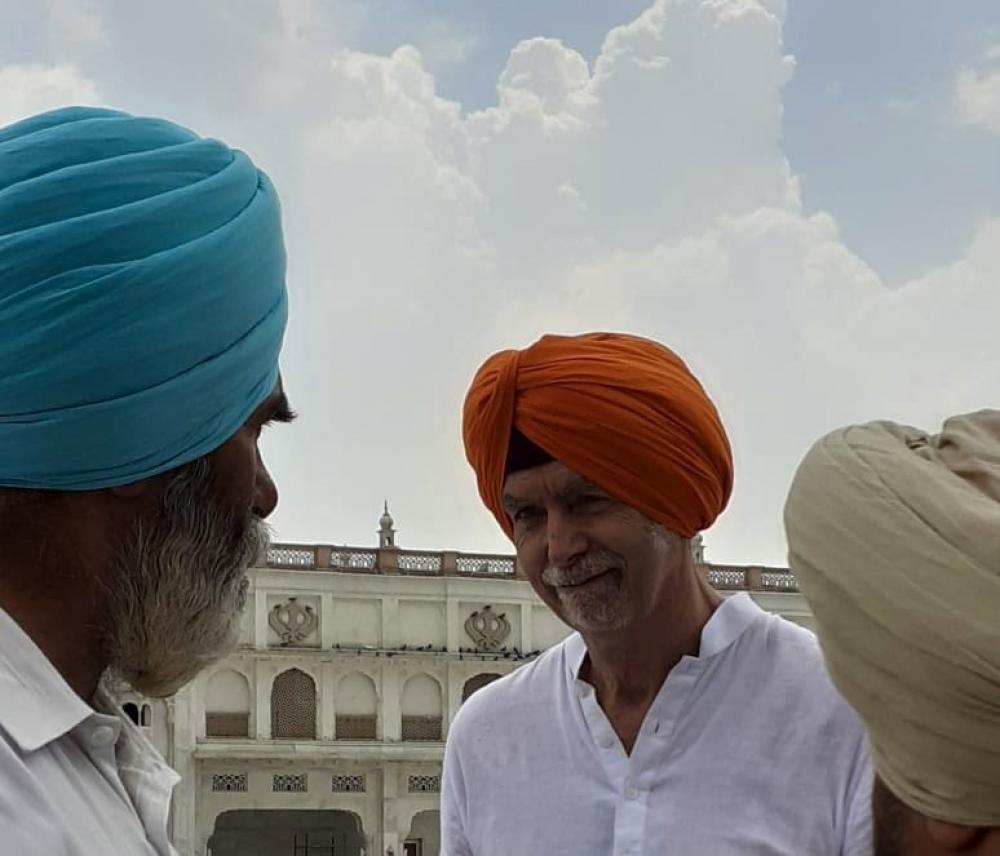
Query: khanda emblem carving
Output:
[[269, 598, 317, 645], [464, 605, 511, 652]]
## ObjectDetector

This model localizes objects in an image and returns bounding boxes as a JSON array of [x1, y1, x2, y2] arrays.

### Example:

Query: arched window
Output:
[[140, 704, 152, 727], [122, 702, 140, 725], [335, 672, 377, 740], [462, 673, 502, 703], [401, 674, 443, 741], [271, 668, 316, 739], [205, 669, 251, 738], [405, 809, 441, 856]]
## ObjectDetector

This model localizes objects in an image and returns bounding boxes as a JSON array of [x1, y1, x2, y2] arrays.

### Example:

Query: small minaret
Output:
[[378, 500, 397, 549], [691, 533, 705, 564]]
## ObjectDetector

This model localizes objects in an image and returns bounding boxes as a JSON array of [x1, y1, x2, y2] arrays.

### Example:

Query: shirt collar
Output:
[[0, 605, 93, 752], [699, 592, 762, 658], [564, 591, 764, 679], [93, 683, 181, 786]]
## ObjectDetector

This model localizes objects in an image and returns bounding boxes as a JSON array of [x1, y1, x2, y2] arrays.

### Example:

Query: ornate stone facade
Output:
[[125, 531, 810, 856]]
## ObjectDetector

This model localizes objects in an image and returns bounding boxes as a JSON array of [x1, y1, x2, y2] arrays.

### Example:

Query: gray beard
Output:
[[100, 458, 269, 698]]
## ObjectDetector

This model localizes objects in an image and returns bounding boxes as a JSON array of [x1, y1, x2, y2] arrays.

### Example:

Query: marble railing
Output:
[[260, 543, 797, 591]]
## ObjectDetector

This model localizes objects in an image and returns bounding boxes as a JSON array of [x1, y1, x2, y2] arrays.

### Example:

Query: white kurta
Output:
[[442, 593, 872, 856], [0, 607, 180, 856]]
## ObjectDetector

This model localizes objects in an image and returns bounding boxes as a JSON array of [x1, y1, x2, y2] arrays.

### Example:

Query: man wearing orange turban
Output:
[[442, 332, 872, 856]]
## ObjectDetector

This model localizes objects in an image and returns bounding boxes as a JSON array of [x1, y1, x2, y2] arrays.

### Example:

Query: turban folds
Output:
[[462, 332, 733, 540], [785, 412, 1000, 826], [0, 106, 287, 489]]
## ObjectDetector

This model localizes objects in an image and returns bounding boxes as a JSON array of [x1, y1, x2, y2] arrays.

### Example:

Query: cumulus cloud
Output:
[[1, 0, 996, 563], [956, 44, 1000, 134], [0, 63, 100, 127]]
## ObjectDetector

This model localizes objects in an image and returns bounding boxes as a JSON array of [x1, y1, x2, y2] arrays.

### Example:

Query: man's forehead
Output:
[[502, 462, 603, 501]]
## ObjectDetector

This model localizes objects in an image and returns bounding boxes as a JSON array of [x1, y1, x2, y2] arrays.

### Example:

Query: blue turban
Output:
[[0, 106, 288, 489]]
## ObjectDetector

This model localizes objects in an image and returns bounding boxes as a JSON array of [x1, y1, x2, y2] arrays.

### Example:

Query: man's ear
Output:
[[923, 817, 982, 852]]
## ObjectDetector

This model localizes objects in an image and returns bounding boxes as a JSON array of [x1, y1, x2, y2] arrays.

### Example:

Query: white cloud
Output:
[[2, 0, 998, 563], [955, 44, 1000, 134], [0, 63, 101, 127]]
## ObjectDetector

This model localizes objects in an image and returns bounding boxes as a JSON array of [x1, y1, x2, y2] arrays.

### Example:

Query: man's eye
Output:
[[513, 508, 541, 523]]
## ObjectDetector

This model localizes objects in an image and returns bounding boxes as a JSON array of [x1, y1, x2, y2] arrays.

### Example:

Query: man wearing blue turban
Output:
[[0, 107, 293, 855]]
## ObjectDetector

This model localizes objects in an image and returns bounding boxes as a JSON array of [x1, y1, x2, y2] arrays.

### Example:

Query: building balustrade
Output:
[[263, 543, 797, 592]]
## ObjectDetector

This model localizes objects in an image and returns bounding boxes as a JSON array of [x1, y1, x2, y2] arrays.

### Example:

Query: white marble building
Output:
[[122, 512, 811, 856]]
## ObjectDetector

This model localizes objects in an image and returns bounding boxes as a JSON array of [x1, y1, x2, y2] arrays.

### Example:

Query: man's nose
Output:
[[546, 509, 588, 569], [253, 455, 279, 519]]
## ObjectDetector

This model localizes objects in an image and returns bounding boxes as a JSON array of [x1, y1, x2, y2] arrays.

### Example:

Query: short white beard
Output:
[[101, 458, 269, 698], [545, 548, 632, 632]]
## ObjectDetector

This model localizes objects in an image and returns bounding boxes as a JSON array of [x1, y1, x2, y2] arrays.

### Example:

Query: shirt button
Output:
[[576, 683, 591, 698], [598, 734, 614, 749], [90, 725, 116, 747], [625, 784, 639, 801]]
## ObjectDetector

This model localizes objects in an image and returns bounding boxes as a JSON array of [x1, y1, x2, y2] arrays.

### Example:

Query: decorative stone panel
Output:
[[464, 605, 511, 652], [272, 773, 308, 793], [267, 596, 319, 647], [335, 715, 377, 740], [401, 716, 442, 742], [205, 712, 250, 738], [408, 775, 441, 793], [331, 775, 366, 793], [271, 669, 317, 739], [212, 773, 248, 793]]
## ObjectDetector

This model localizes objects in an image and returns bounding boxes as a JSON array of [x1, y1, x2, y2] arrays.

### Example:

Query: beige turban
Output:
[[785, 411, 1000, 827]]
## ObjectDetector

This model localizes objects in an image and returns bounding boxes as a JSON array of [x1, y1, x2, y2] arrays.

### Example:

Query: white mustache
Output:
[[542, 551, 621, 587]]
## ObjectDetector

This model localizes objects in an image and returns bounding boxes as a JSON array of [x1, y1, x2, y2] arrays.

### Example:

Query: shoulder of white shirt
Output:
[[0, 605, 171, 774]]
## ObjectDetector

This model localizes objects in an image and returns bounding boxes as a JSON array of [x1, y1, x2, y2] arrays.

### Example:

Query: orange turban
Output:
[[462, 332, 733, 540]]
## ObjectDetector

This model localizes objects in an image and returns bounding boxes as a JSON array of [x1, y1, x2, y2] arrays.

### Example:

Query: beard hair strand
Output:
[[99, 458, 269, 698]]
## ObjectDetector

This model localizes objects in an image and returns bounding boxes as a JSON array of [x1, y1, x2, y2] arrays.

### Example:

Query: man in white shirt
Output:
[[0, 107, 293, 854], [451, 332, 871, 855]]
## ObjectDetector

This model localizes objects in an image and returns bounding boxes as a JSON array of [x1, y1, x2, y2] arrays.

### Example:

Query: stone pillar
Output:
[[254, 587, 268, 651], [255, 659, 271, 740], [519, 602, 533, 653], [381, 667, 402, 742], [445, 598, 460, 653], [446, 662, 465, 728], [382, 596, 400, 650], [441, 551, 459, 576], [169, 683, 198, 855], [381, 762, 401, 856], [320, 662, 336, 740], [377, 548, 399, 575], [316, 544, 332, 569], [320, 593, 335, 649], [746, 567, 763, 591]]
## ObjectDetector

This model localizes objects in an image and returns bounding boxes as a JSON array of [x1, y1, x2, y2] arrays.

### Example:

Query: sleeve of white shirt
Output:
[[840, 737, 874, 856], [441, 724, 475, 856]]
